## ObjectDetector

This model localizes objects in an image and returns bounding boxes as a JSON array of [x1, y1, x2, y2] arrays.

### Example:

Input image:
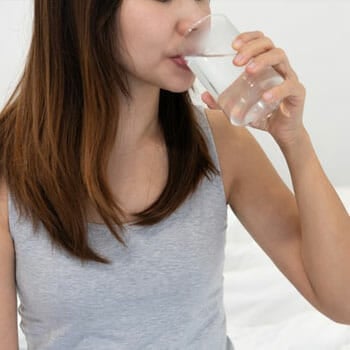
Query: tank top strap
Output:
[[193, 104, 223, 173]]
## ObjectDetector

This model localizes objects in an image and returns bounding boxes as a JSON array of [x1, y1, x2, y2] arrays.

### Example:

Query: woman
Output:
[[0, 0, 349, 349]]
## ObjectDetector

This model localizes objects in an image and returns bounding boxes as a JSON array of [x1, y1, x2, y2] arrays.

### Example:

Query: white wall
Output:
[[1, 0, 349, 186], [0, 1, 32, 106], [209, 0, 350, 187]]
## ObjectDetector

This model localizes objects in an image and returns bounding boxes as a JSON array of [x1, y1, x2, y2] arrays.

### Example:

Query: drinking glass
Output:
[[181, 14, 284, 126]]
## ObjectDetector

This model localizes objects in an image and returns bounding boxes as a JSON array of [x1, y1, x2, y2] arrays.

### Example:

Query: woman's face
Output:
[[117, 0, 211, 93]]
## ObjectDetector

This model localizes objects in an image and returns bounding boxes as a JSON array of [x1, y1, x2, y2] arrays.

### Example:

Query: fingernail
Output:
[[247, 61, 256, 71], [263, 92, 274, 101], [233, 39, 243, 50], [234, 54, 244, 64]]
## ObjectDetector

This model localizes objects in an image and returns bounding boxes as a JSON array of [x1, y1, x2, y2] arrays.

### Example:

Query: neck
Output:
[[114, 83, 162, 154]]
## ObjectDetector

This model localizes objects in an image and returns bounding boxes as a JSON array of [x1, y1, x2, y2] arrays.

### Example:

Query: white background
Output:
[[209, 0, 350, 188], [0, 0, 349, 188]]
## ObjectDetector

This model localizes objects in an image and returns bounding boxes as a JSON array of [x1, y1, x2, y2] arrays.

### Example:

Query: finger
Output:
[[233, 36, 275, 66], [244, 48, 299, 81], [261, 79, 306, 108], [201, 92, 220, 110], [233, 31, 265, 50], [249, 116, 270, 131]]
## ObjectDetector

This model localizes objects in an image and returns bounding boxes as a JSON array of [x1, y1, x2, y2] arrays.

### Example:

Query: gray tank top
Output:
[[9, 106, 234, 350]]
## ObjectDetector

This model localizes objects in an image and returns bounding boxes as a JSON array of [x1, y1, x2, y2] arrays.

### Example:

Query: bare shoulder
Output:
[[0, 181, 18, 349], [204, 108, 262, 201], [0, 178, 9, 232], [0, 178, 12, 254]]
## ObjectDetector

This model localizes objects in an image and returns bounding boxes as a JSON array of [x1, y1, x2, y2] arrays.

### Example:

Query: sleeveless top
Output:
[[9, 106, 234, 350]]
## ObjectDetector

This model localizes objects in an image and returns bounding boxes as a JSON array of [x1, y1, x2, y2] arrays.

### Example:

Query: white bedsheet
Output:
[[18, 187, 350, 349], [224, 187, 350, 350]]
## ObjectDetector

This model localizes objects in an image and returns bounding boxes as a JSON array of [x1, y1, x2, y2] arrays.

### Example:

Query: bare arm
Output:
[[278, 127, 350, 322], [208, 109, 350, 324], [207, 111, 326, 316], [204, 29, 350, 324], [0, 179, 19, 349]]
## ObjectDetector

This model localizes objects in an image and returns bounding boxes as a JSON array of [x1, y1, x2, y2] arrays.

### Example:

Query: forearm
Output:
[[278, 127, 350, 322]]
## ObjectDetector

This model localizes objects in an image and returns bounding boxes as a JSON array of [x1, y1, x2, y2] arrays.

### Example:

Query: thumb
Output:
[[201, 92, 220, 110]]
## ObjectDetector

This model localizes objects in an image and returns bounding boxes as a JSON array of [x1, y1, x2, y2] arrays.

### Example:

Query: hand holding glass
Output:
[[181, 14, 284, 126]]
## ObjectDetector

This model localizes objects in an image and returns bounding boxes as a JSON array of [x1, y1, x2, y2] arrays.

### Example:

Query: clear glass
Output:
[[181, 14, 284, 126]]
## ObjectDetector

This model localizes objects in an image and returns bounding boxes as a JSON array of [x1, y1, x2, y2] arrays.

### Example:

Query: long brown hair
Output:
[[0, 0, 218, 263]]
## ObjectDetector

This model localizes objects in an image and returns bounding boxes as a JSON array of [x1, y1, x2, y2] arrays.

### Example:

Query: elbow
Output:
[[319, 298, 350, 325], [309, 278, 350, 325], [328, 312, 350, 325]]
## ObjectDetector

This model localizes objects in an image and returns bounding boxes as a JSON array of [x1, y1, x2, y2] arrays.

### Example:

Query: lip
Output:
[[170, 56, 190, 70]]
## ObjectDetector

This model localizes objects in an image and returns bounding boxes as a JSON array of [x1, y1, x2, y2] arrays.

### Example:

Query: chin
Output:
[[162, 77, 195, 94], [165, 87, 191, 94]]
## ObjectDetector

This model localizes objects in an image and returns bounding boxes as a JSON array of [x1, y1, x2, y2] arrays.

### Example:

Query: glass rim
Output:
[[185, 13, 231, 36]]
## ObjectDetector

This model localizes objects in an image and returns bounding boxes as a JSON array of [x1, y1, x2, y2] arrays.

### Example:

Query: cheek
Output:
[[119, 2, 174, 56], [120, 21, 159, 60], [119, 4, 169, 56], [120, 25, 170, 77]]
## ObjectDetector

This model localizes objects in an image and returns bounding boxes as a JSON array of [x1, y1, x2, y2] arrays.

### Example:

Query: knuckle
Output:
[[289, 80, 305, 96], [236, 33, 245, 41], [254, 30, 264, 37], [275, 47, 286, 58], [263, 37, 274, 49], [240, 30, 264, 41]]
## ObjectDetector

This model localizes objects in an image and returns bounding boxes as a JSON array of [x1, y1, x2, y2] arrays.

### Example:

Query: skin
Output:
[[202, 30, 350, 322], [1, 0, 350, 348], [0, 181, 17, 349]]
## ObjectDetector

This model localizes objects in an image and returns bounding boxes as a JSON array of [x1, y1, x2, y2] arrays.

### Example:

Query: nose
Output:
[[175, 4, 210, 36]]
